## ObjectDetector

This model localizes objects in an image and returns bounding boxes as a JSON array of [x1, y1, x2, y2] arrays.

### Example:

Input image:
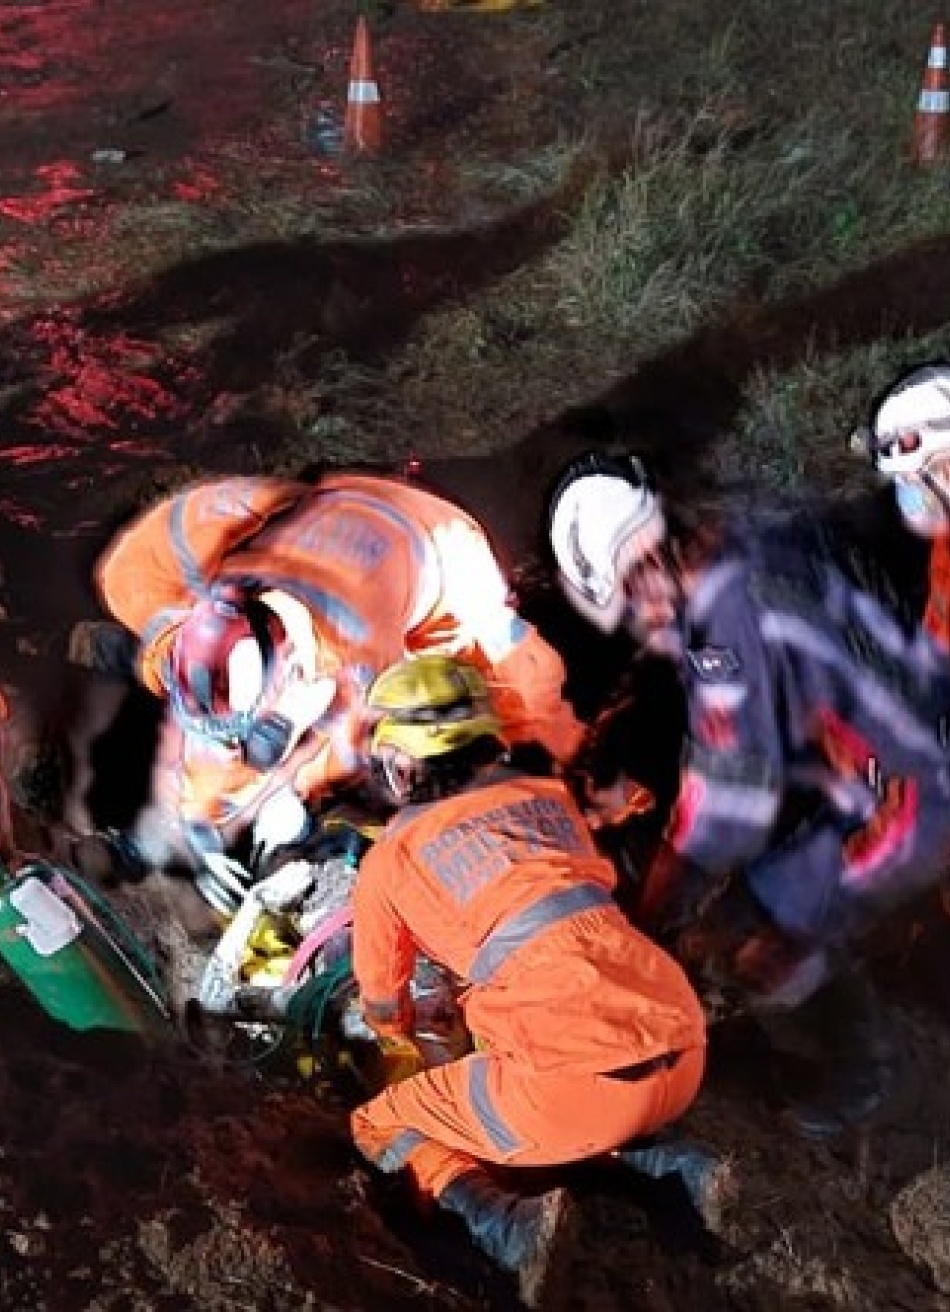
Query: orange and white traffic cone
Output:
[[344, 16, 382, 156], [911, 23, 950, 164]]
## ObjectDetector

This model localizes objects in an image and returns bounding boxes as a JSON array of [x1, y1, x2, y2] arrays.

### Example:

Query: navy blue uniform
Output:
[[656, 523, 950, 949]]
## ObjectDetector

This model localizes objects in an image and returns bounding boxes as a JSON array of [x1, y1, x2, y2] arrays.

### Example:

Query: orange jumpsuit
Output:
[[350, 770, 707, 1200], [95, 474, 584, 844]]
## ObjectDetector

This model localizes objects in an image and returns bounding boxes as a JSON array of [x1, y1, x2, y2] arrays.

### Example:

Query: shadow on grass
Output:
[[420, 230, 950, 570], [411, 231, 950, 770], [0, 195, 948, 711], [0, 159, 603, 623], [79, 160, 597, 389]]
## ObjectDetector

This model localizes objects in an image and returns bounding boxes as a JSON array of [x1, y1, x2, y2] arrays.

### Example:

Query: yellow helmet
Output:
[[368, 655, 501, 762]]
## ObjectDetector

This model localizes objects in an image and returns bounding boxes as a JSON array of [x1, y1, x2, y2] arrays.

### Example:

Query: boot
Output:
[[780, 970, 901, 1141], [438, 1170, 577, 1309], [614, 1136, 735, 1232]]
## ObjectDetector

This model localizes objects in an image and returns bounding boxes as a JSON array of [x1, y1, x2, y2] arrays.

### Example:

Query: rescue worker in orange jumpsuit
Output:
[[349, 655, 726, 1310], [82, 472, 584, 888]]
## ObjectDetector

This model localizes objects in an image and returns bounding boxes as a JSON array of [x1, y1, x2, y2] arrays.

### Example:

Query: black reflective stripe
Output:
[[469, 883, 611, 984], [468, 1056, 521, 1154], [606, 1051, 682, 1082]]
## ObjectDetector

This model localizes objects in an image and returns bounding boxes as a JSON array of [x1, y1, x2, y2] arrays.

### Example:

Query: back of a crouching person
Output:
[[357, 768, 705, 1108], [349, 657, 707, 1240]]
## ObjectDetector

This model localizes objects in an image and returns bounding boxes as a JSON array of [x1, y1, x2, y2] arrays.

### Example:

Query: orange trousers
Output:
[[351, 1044, 705, 1200]]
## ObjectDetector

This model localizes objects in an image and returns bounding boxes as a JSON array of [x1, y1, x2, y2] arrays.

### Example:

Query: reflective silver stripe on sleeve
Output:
[[170, 492, 208, 593], [468, 1056, 521, 1154], [374, 1129, 427, 1174], [468, 883, 611, 984], [348, 80, 381, 105], [759, 611, 948, 761], [680, 775, 779, 829], [141, 606, 191, 653]]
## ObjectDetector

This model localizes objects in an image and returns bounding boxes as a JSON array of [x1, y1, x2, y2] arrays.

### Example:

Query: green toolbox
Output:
[[0, 862, 170, 1034]]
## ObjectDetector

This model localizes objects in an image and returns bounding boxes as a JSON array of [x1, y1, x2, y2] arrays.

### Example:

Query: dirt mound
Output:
[[0, 986, 475, 1312], [891, 1163, 950, 1295]]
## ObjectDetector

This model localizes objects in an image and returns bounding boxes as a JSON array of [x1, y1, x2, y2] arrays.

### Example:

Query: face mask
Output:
[[895, 476, 948, 537]]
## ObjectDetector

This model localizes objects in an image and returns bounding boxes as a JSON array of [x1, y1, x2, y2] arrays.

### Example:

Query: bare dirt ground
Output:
[[2, 1, 950, 1309]]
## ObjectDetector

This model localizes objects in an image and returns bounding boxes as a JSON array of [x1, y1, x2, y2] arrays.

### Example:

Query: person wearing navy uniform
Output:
[[548, 452, 950, 1136]]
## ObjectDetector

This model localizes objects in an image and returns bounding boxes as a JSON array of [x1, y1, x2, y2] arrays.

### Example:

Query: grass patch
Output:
[[6, 0, 950, 510], [360, 0, 950, 490]]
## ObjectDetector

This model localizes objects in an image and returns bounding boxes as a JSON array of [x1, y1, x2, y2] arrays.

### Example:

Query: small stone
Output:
[[8, 1230, 46, 1257], [890, 1163, 950, 1293]]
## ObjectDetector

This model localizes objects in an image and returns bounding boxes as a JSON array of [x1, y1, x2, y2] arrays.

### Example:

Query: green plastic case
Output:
[[0, 863, 169, 1034]]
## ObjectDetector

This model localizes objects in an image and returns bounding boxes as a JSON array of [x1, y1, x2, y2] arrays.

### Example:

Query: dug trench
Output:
[[2, 495, 950, 1311]]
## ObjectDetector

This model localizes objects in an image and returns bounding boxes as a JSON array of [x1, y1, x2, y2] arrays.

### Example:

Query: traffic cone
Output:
[[911, 23, 950, 164], [344, 16, 382, 156]]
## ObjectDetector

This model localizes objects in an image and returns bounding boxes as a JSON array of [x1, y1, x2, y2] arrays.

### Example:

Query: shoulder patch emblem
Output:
[[687, 646, 741, 681]]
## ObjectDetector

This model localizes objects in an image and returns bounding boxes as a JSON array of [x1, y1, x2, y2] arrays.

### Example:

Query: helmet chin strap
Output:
[[254, 675, 338, 767], [383, 752, 407, 801], [376, 746, 416, 804]]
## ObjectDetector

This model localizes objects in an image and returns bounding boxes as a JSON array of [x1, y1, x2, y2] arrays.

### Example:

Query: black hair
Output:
[[400, 735, 506, 804]]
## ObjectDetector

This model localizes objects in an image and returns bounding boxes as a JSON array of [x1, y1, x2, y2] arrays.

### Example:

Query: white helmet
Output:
[[869, 364, 950, 536], [548, 452, 667, 633]]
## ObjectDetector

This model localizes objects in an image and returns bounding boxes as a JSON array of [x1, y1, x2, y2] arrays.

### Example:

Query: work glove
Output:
[[250, 787, 313, 869], [253, 859, 315, 913]]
